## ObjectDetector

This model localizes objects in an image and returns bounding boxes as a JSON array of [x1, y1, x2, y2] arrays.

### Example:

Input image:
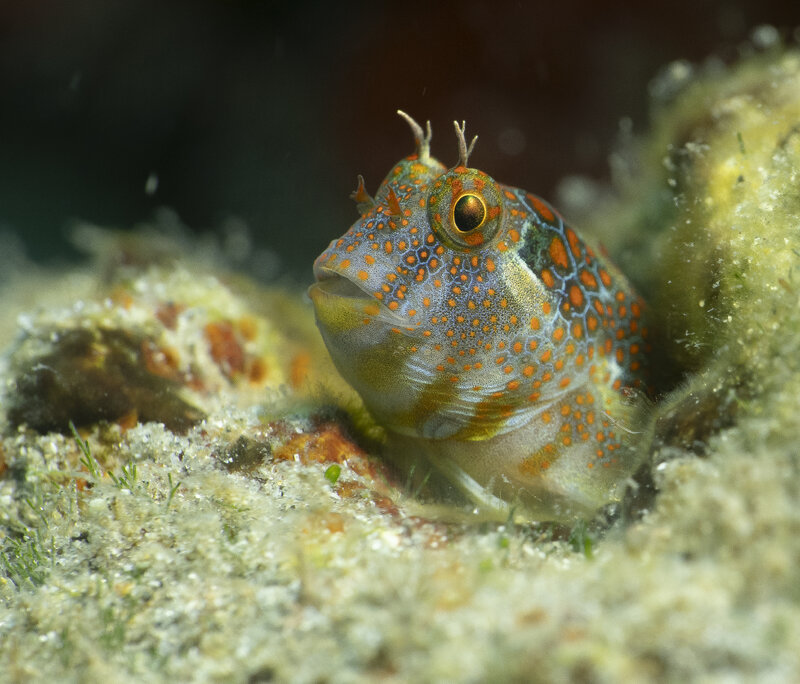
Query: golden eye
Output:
[[427, 167, 504, 251], [453, 194, 486, 233]]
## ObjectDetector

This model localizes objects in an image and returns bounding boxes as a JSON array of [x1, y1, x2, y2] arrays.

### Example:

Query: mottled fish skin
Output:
[[309, 113, 649, 522]]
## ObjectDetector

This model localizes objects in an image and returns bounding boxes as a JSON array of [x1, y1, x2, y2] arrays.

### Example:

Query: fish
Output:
[[309, 111, 649, 522]]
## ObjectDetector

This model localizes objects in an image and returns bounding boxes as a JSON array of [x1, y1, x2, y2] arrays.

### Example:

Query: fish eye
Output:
[[427, 167, 504, 250], [452, 194, 486, 233]]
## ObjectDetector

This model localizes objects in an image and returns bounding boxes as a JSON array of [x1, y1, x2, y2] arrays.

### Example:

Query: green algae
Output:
[[324, 464, 342, 485]]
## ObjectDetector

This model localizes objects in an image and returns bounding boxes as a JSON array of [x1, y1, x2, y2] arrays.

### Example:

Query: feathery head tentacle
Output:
[[453, 120, 478, 168], [397, 110, 432, 163]]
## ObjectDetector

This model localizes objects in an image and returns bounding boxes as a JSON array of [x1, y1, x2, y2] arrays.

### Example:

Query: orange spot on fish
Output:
[[566, 228, 581, 258], [579, 270, 598, 289], [549, 237, 569, 270], [529, 195, 555, 221], [569, 285, 584, 308]]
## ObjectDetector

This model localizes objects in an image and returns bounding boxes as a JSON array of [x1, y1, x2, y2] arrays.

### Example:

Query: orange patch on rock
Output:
[[205, 321, 246, 378], [249, 357, 270, 385], [238, 316, 259, 341], [141, 340, 182, 381], [273, 421, 366, 465], [155, 302, 184, 329], [116, 410, 139, 431]]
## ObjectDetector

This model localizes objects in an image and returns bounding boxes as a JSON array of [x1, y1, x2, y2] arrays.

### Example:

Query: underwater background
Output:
[[1, 0, 798, 277]]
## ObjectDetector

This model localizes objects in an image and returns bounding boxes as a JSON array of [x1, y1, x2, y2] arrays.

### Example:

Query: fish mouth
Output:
[[308, 266, 413, 335], [308, 266, 405, 329], [309, 266, 375, 302]]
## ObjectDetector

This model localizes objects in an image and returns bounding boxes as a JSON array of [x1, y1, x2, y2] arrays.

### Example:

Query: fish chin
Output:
[[310, 271, 425, 430]]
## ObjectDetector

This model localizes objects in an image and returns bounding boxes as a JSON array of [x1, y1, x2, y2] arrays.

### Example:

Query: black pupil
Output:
[[453, 194, 486, 232]]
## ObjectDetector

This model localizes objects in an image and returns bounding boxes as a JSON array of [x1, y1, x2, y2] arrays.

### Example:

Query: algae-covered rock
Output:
[[3, 40, 800, 683], [570, 45, 800, 456], [6, 326, 206, 434], [1, 258, 319, 436]]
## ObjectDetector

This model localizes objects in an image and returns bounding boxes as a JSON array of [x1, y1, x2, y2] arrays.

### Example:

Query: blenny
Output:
[[309, 112, 649, 522]]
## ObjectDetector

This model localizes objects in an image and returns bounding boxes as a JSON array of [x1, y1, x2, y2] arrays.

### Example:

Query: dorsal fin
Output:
[[453, 120, 478, 168], [397, 110, 432, 163]]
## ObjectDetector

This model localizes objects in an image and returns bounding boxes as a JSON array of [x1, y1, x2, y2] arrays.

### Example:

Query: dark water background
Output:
[[0, 0, 796, 281]]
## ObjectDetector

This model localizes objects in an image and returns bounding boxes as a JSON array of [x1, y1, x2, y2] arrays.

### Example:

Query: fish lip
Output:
[[310, 265, 375, 301], [309, 266, 394, 318], [309, 265, 411, 328]]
